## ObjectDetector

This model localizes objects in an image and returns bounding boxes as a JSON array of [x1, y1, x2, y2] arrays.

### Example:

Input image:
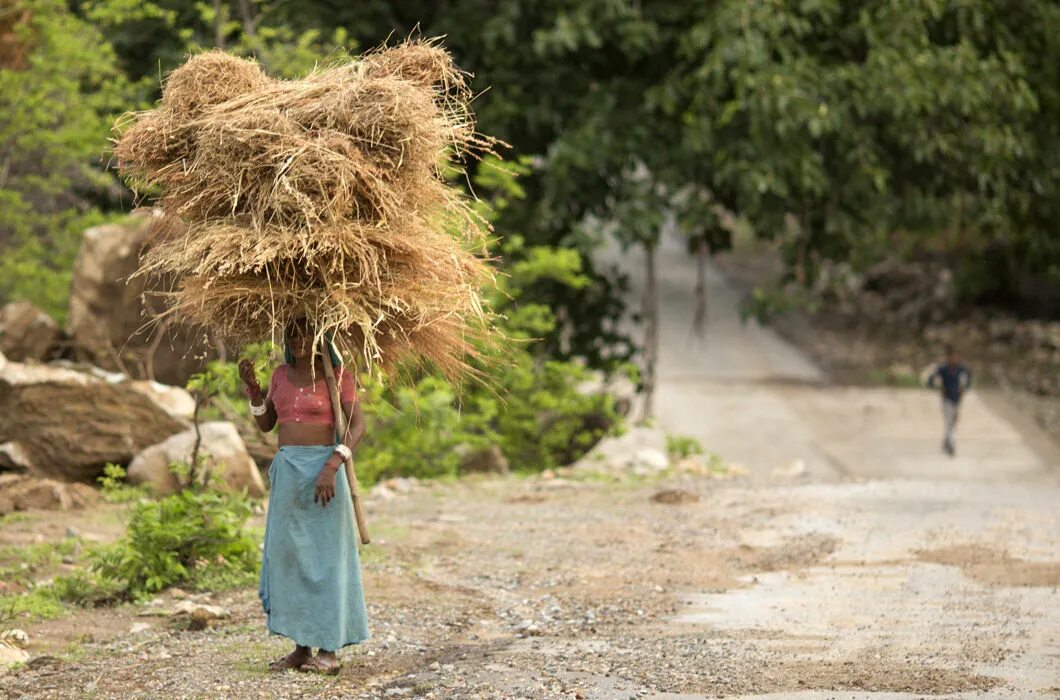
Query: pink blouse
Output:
[[267, 364, 357, 425]]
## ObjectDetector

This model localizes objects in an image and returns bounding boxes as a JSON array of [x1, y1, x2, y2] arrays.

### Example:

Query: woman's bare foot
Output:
[[299, 650, 340, 675], [269, 645, 311, 672]]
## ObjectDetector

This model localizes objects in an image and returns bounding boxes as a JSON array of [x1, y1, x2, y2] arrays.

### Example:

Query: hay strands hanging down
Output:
[[113, 38, 500, 382]]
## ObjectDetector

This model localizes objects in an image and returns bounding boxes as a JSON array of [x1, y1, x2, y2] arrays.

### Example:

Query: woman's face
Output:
[[288, 321, 314, 361]]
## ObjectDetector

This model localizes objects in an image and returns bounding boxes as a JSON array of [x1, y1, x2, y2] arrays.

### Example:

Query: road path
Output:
[[600, 232, 1060, 698]]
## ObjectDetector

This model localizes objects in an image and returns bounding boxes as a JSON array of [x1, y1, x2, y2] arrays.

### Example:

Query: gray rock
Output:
[[128, 421, 265, 497], [0, 356, 187, 482], [0, 301, 61, 362], [67, 210, 218, 386]]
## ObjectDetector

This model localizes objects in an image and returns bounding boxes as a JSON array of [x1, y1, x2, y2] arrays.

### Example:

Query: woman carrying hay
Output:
[[240, 318, 369, 675]]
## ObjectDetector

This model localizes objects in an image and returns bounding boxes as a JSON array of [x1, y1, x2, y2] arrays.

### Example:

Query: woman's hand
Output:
[[314, 462, 339, 507], [239, 359, 263, 400]]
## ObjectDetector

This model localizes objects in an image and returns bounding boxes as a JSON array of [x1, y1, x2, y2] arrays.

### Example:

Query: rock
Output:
[[128, 381, 196, 420], [632, 448, 669, 473], [772, 459, 808, 478], [169, 600, 230, 631], [67, 210, 218, 386], [171, 600, 231, 620], [0, 644, 29, 668], [0, 441, 32, 472], [382, 477, 419, 494], [44, 361, 195, 420], [0, 356, 187, 482], [0, 630, 27, 649], [650, 489, 700, 505], [127, 422, 265, 497], [457, 444, 509, 475], [128, 622, 152, 635], [0, 475, 98, 515], [0, 301, 61, 362], [571, 425, 671, 474]]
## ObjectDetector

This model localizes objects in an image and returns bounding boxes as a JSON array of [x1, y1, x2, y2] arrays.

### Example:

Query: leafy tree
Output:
[[0, 0, 131, 321]]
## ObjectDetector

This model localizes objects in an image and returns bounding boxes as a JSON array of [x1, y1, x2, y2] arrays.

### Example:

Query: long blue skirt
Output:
[[259, 445, 369, 650]]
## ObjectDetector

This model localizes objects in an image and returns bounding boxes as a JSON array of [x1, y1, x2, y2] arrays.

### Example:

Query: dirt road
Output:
[[3, 235, 1058, 699]]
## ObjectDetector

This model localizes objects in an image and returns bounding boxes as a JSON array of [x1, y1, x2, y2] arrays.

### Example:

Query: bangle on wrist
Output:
[[249, 399, 267, 417], [333, 444, 353, 463]]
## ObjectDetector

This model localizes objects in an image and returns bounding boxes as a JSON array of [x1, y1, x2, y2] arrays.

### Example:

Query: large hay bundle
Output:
[[114, 40, 496, 380]]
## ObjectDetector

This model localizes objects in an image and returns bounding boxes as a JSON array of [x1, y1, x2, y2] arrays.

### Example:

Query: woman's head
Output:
[[283, 318, 343, 368], [285, 318, 314, 364]]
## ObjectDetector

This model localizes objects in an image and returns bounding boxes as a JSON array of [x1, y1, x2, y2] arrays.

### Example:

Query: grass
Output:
[[0, 539, 80, 585], [0, 513, 30, 529], [0, 588, 65, 620]]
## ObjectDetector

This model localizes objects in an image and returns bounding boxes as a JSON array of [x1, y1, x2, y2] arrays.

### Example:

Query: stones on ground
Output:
[[0, 644, 29, 669], [0, 474, 98, 515], [371, 476, 421, 501], [0, 355, 187, 482], [0, 630, 27, 650], [0, 301, 61, 362], [67, 210, 218, 386], [128, 421, 266, 497], [771, 458, 808, 479], [128, 622, 152, 635], [572, 425, 672, 475], [650, 489, 700, 505], [169, 600, 231, 631]]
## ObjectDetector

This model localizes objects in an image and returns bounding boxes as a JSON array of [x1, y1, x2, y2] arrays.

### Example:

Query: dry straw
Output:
[[114, 39, 497, 380]]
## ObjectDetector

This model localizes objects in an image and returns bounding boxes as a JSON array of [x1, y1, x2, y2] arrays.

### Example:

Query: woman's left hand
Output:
[[314, 463, 339, 507]]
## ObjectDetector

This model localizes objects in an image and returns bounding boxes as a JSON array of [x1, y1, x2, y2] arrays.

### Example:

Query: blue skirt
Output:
[[259, 445, 369, 649]]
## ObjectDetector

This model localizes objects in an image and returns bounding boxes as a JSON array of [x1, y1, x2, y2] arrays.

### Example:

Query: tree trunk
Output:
[[692, 237, 708, 339], [213, 0, 226, 49], [641, 241, 659, 420]]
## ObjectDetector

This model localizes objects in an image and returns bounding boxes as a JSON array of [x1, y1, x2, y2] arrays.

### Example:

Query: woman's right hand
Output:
[[239, 359, 263, 400]]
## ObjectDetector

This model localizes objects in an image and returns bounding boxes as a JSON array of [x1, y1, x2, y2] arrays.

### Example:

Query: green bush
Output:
[[97, 463, 149, 503], [357, 375, 490, 485], [85, 477, 259, 601]]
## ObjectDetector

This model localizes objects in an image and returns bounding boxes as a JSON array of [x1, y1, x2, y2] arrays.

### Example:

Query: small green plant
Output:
[[666, 434, 704, 460], [84, 471, 260, 601], [97, 463, 148, 503]]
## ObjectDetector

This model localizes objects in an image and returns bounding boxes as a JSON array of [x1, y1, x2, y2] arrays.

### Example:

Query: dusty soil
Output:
[[2, 469, 1058, 699]]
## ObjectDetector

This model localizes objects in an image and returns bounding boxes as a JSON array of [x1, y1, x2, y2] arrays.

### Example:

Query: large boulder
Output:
[[0, 353, 189, 482], [0, 301, 61, 362], [127, 421, 266, 497], [67, 210, 217, 386]]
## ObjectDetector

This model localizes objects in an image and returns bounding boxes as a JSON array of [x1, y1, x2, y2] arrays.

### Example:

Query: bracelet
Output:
[[334, 444, 353, 463], [249, 399, 267, 417]]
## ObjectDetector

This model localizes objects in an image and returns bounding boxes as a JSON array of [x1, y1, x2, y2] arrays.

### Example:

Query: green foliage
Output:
[[86, 478, 259, 601], [356, 376, 482, 485], [666, 434, 704, 460], [0, 540, 79, 587], [97, 463, 148, 503], [0, 1, 132, 321], [738, 286, 819, 325]]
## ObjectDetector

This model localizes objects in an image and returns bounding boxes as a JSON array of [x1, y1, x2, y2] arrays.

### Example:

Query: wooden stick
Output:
[[321, 356, 371, 545]]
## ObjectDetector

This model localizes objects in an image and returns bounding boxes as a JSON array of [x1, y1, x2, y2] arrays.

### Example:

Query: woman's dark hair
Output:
[[283, 317, 342, 368]]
